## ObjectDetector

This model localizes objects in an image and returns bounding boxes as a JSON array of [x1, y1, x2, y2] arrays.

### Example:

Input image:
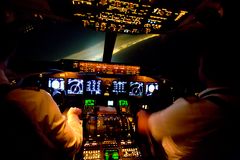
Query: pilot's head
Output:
[[0, 0, 17, 66], [197, 32, 239, 89]]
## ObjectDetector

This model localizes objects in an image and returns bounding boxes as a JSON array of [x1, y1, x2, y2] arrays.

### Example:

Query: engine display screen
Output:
[[85, 79, 102, 95], [111, 80, 128, 95], [66, 78, 84, 95]]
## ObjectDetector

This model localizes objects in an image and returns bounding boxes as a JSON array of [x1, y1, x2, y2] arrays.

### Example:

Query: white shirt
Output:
[[148, 88, 238, 160], [6, 88, 83, 155], [0, 69, 83, 156]]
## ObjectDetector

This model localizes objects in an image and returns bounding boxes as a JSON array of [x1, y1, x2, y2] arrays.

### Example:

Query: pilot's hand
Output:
[[67, 107, 82, 116], [137, 110, 150, 135], [67, 107, 82, 122], [67, 107, 82, 125]]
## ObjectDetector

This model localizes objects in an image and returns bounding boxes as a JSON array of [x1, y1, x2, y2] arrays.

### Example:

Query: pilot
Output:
[[0, 1, 83, 160], [137, 3, 240, 160]]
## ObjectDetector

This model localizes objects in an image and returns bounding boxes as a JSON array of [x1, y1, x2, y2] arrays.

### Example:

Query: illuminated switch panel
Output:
[[83, 149, 101, 160], [72, 0, 189, 34], [122, 147, 142, 158]]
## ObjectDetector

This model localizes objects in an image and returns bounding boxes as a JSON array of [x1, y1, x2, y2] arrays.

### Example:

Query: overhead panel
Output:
[[71, 0, 190, 34]]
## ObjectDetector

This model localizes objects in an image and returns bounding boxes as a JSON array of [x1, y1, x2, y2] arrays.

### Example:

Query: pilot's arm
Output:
[[137, 98, 200, 141], [137, 97, 221, 158], [7, 88, 83, 156], [137, 110, 150, 135]]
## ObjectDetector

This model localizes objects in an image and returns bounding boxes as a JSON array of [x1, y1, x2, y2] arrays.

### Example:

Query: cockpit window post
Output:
[[103, 31, 117, 63]]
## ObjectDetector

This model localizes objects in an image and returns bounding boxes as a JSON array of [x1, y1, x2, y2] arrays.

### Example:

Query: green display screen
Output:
[[104, 149, 119, 160], [118, 100, 128, 107], [84, 99, 95, 106]]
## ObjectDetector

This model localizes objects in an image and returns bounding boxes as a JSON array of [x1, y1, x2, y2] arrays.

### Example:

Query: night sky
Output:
[[16, 22, 106, 61]]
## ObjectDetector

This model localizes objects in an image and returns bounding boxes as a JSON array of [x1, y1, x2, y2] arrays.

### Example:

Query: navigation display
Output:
[[66, 78, 84, 95], [129, 81, 144, 96], [111, 80, 128, 95], [85, 79, 102, 95]]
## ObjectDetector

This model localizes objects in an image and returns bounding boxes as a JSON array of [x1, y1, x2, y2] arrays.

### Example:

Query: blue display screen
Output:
[[48, 78, 65, 91], [66, 78, 84, 95], [145, 82, 159, 96], [111, 80, 128, 95], [85, 79, 102, 95], [129, 81, 144, 96]]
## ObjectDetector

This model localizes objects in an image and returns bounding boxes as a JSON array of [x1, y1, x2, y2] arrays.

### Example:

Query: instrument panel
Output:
[[47, 73, 169, 98], [25, 69, 180, 160], [42, 70, 179, 115]]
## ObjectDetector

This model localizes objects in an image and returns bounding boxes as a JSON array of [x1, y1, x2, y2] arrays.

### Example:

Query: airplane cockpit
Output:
[[1, 0, 231, 159], [18, 58, 182, 160]]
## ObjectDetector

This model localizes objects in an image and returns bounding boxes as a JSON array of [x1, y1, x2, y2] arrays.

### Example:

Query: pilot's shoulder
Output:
[[21, 86, 41, 91], [183, 95, 200, 104], [11, 87, 51, 97], [5, 87, 52, 104], [171, 96, 199, 108]]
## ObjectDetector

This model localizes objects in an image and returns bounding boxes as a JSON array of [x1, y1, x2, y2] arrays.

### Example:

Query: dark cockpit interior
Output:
[[1, 0, 231, 159]]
